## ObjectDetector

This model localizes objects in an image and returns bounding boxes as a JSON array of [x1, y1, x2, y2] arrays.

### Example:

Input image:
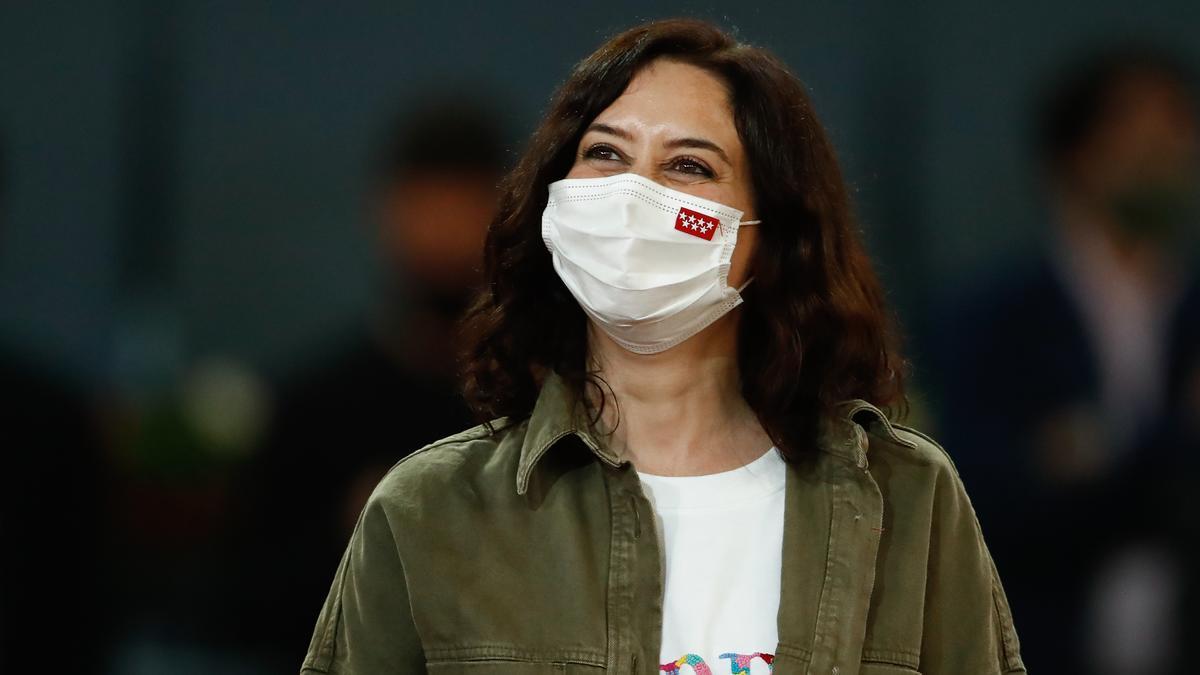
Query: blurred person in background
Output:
[[0, 137, 108, 671], [930, 46, 1200, 673], [225, 99, 502, 669]]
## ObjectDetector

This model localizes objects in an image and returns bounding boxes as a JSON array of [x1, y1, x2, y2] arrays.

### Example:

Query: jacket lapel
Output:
[[776, 415, 885, 675]]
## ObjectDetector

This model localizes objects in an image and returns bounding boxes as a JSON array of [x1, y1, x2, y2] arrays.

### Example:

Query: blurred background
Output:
[[1, 1, 1198, 673]]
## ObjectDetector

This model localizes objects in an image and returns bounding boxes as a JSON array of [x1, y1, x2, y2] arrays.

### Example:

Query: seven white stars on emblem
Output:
[[678, 211, 719, 236]]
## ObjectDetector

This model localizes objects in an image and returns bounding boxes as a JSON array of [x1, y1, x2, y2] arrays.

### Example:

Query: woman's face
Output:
[[566, 58, 759, 287]]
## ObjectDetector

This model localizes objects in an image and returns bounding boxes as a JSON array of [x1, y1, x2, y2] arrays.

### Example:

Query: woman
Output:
[[302, 18, 1025, 675]]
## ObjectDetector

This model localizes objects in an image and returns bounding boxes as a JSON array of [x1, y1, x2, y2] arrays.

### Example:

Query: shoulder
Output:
[[862, 420, 977, 514], [866, 421, 1026, 672], [874, 421, 954, 469], [365, 418, 529, 515]]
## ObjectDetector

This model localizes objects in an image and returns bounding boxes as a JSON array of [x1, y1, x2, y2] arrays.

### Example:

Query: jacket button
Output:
[[631, 653, 639, 673], [831, 667, 840, 675]]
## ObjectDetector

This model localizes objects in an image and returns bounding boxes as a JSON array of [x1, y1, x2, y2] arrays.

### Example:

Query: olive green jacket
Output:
[[302, 373, 1026, 674]]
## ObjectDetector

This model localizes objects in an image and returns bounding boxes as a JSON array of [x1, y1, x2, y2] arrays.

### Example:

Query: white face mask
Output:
[[541, 173, 760, 354]]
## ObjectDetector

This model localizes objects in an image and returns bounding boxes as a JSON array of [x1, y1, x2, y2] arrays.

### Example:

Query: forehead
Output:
[[592, 59, 740, 144], [1094, 74, 1198, 153]]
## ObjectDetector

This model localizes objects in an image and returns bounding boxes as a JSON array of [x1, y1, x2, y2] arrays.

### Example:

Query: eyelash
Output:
[[672, 155, 714, 177], [583, 143, 622, 162], [582, 143, 715, 178]]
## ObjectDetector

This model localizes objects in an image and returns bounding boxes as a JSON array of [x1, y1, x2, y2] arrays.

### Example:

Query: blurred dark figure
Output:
[[225, 100, 502, 668], [0, 138, 108, 671], [929, 47, 1200, 674]]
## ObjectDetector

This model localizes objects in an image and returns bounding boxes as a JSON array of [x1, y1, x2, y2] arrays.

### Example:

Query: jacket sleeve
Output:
[[920, 448, 1027, 674], [301, 494, 426, 674]]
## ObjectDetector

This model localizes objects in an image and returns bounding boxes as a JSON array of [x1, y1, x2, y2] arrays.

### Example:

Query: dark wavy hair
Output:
[[459, 18, 905, 461]]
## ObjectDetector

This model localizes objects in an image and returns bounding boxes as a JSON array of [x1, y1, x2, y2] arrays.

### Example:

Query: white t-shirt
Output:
[[635, 446, 786, 674]]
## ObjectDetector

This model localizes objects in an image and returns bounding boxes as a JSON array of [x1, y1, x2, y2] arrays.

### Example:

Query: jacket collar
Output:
[[515, 370, 912, 495]]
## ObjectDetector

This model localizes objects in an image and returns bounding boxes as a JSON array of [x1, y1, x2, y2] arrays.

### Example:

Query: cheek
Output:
[[565, 159, 605, 179]]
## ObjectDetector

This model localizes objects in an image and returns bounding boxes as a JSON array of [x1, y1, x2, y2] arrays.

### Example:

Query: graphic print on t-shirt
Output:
[[660, 651, 775, 673], [636, 448, 787, 675]]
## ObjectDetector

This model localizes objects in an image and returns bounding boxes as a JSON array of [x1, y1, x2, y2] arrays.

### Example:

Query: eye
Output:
[[670, 156, 714, 178], [583, 143, 623, 162]]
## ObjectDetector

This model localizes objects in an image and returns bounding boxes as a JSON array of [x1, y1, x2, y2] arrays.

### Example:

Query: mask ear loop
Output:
[[734, 219, 761, 293]]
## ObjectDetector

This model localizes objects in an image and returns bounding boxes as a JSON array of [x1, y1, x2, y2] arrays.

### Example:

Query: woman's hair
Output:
[[459, 18, 905, 461]]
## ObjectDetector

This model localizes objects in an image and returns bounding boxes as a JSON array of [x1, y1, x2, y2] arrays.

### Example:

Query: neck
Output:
[[585, 313, 772, 476]]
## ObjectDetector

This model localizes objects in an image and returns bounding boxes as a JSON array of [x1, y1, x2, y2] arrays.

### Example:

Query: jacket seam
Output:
[[844, 401, 918, 449], [893, 421, 1026, 674], [806, 478, 842, 669], [774, 641, 813, 662], [861, 647, 921, 669], [602, 469, 627, 672], [425, 644, 606, 666], [888, 422, 949, 457], [991, 580, 1024, 672], [302, 548, 351, 672], [398, 420, 501, 464], [374, 419, 507, 493]]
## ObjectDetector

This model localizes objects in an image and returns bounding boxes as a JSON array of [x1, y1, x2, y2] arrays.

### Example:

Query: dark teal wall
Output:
[[1, 0, 1197, 386]]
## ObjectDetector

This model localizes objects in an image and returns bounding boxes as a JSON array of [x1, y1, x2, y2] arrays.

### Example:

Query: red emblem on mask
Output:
[[674, 207, 721, 241]]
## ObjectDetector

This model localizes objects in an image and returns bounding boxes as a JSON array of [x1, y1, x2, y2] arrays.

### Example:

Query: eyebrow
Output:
[[584, 123, 731, 165], [586, 122, 633, 141]]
